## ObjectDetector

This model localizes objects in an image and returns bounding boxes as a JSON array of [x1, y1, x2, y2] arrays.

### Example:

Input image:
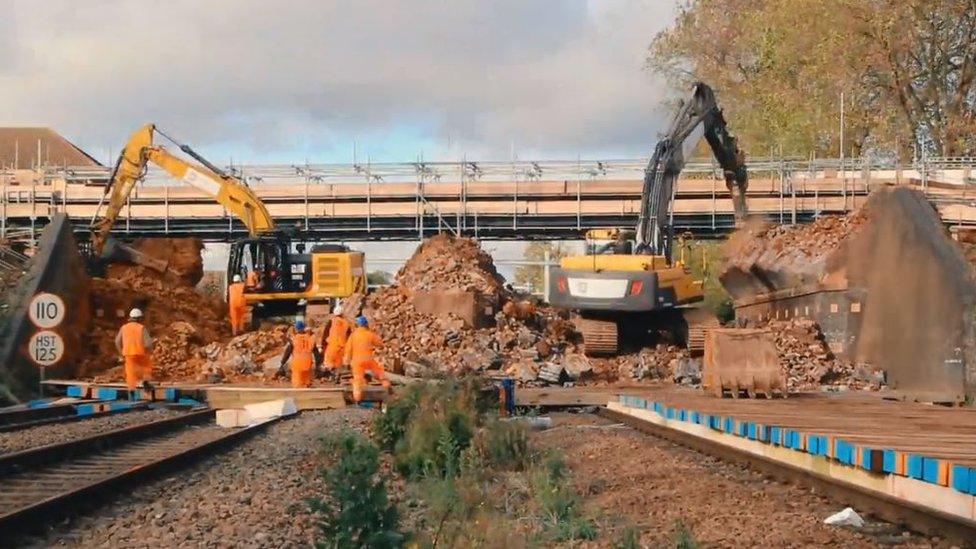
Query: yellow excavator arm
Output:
[[90, 123, 275, 254]]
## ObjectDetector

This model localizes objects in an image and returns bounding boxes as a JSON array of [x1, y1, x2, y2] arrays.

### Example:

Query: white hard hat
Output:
[[129, 308, 143, 319], [333, 304, 343, 315], [233, 274, 242, 283]]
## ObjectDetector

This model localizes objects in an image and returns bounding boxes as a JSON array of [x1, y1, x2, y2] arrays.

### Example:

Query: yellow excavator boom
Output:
[[90, 123, 275, 254]]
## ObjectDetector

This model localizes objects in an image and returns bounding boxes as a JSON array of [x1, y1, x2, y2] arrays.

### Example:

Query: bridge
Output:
[[1, 157, 975, 243]]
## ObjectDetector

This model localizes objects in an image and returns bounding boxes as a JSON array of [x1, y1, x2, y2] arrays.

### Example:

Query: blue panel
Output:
[[806, 435, 818, 454], [677, 409, 687, 422], [769, 426, 781, 445], [165, 388, 178, 401], [835, 440, 853, 464], [906, 454, 924, 479], [950, 465, 971, 493], [921, 458, 940, 484], [66, 386, 85, 397], [882, 450, 896, 473], [746, 422, 757, 440], [75, 403, 95, 416], [178, 398, 203, 406], [666, 408, 675, 420], [723, 417, 733, 433], [690, 411, 701, 424], [860, 447, 873, 470], [27, 399, 50, 408], [635, 398, 647, 409], [95, 387, 119, 400], [737, 422, 748, 437], [109, 402, 133, 411]]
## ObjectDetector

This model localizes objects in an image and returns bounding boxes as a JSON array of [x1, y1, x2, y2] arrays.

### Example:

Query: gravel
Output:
[[534, 413, 953, 548], [24, 408, 371, 548], [0, 408, 183, 454]]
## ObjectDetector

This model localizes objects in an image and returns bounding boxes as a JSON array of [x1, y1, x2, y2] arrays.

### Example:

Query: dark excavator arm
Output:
[[635, 82, 748, 260]]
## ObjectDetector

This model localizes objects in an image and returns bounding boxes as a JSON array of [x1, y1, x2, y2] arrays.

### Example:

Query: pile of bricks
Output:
[[343, 234, 589, 384], [764, 318, 883, 392]]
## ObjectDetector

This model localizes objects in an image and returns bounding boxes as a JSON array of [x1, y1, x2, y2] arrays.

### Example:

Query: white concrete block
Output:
[[243, 398, 298, 421], [215, 408, 252, 428]]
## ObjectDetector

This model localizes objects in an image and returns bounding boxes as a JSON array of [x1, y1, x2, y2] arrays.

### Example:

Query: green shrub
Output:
[[373, 383, 424, 451], [614, 525, 642, 549], [531, 454, 597, 541], [395, 394, 475, 478], [672, 520, 698, 549], [307, 430, 404, 549], [466, 419, 531, 472]]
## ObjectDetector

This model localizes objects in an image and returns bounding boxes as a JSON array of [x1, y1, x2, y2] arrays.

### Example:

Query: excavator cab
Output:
[[584, 228, 635, 256]]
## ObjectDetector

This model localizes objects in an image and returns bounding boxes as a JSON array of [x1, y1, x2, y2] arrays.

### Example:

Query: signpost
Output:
[[28, 330, 64, 367], [28, 292, 66, 329], [26, 292, 67, 389]]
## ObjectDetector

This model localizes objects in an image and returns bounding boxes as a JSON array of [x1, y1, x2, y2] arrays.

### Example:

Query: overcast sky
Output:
[[1, 0, 680, 165]]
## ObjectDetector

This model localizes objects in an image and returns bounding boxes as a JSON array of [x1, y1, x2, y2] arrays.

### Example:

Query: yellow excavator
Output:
[[90, 123, 366, 321], [548, 83, 748, 355]]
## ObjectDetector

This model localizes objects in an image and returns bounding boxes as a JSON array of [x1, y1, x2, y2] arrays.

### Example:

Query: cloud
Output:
[[0, 0, 679, 163]]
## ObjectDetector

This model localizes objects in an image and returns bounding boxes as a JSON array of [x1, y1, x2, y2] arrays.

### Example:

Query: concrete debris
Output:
[[823, 507, 864, 528], [759, 318, 883, 392], [672, 357, 702, 385]]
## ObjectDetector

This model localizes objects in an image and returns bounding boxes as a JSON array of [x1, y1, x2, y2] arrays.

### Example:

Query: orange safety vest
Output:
[[121, 321, 147, 357], [246, 271, 258, 287], [228, 282, 246, 309], [326, 316, 351, 344], [346, 327, 381, 362], [291, 331, 314, 371]]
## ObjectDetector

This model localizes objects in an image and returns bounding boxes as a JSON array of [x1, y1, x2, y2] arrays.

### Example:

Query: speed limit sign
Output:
[[28, 330, 64, 367], [28, 293, 66, 329]]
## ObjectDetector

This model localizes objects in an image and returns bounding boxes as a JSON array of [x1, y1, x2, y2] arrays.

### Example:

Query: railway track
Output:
[[0, 401, 150, 433], [598, 407, 976, 546], [0, 408, 276, 538]]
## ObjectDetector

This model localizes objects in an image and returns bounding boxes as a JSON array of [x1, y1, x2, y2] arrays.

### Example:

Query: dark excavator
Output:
[[549, 82, 748, 355]]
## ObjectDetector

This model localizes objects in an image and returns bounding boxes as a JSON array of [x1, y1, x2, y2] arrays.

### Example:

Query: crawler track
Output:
[[599, 407, 976, 546], [0, 408, 276, 537]]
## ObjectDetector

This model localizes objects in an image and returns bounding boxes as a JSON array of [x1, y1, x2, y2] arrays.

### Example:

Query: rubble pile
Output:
[[394, 233, 507, 294], [729, 209, 869, 264], [195, 325, 291, 383], [763, 318, 883, 392], [82, 238, 231, 380]]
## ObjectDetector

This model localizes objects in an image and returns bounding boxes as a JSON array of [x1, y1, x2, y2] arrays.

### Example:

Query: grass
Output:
[[307, 430, 404, 549]]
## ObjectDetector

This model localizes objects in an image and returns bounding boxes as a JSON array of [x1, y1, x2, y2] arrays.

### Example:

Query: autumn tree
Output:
[[649, 0, 975, 158], [514, 242, 570, 294]]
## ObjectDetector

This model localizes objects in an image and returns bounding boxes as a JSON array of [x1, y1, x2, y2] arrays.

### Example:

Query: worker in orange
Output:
[[321, 302, 351, 376], [344, 315, 389, 402], [228, 274, 247, 335], [277, 318, 322, 388], [245, 269, 260, 290], [114, 308, 154, 390]]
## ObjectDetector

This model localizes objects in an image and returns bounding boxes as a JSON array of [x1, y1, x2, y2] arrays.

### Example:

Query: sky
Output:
[[0, 0, 681, 165]]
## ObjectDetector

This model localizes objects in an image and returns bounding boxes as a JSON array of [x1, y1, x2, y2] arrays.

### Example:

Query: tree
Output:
[[366, 270, 393, 286], [648, 0, 975, 158], [513, 242, 570, 294]]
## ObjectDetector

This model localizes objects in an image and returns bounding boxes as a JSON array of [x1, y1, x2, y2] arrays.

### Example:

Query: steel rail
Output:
[[0, 409, 279, 539], [0, 402, 150, 434], [598, 407, 976, 546]]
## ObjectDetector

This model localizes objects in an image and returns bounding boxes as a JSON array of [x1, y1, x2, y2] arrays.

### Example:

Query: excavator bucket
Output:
[[702, 328, 786, 398], [101, 238, 171, 276]]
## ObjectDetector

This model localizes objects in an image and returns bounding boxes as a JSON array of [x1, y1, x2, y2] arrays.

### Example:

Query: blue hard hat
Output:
[[356, 315, 368, 326], [295, 319, 306, 331]]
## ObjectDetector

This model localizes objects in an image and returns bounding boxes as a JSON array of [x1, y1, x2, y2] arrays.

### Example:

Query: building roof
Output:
[[0, 127, 102, 169]]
